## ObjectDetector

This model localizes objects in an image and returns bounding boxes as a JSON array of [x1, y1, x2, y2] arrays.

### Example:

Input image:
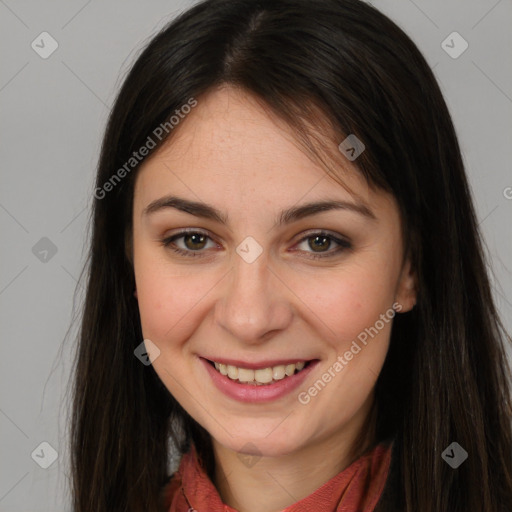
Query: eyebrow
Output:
[[142, 194, 376, 226]]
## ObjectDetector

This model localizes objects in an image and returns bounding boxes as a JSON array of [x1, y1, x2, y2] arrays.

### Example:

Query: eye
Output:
[[161, 229, 217, 258], [160, 229, 352, 260], [293, 231, 352, 260]]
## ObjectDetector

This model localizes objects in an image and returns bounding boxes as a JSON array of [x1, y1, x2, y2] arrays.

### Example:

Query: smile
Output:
[[201, 357, 318, 403], [210, 360, 307, 385]]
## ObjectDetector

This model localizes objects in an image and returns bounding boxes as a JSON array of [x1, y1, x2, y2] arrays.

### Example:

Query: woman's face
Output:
[[131, 86, 416, 458]]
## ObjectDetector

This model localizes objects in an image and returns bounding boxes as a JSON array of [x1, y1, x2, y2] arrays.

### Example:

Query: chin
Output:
[[209, 421, 312, 459]]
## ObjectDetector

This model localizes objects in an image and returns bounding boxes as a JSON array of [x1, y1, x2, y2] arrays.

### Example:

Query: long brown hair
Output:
[[69, 0, 512, 510]]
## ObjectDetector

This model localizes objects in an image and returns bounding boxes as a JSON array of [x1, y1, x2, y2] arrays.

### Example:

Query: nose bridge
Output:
[[215, 250, 291, 343]]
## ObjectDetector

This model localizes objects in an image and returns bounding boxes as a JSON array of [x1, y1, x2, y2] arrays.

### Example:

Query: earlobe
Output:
[[395, 258, 417, 313]]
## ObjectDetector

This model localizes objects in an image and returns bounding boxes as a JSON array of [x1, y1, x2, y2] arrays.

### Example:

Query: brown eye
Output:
[[308, 235, 332, 252], [294, 231, 352, 260], [161, 229, 216, 258], [182, 233, 208, 250]]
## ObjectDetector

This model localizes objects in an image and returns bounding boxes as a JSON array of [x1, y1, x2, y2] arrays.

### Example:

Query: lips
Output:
[[200, 357, 318, 403], [210, 360, 307, 385]]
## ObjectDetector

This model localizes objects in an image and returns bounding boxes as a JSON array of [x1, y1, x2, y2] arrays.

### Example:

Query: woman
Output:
[[70, 0, 512, 511]]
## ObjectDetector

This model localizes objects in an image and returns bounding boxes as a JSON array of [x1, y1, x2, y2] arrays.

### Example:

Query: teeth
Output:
[[227, 365, 238, 380], [254, 367, 273, 383], [214, 361, 307, 385], [284, 364, 296, 376], [272, 365, 285, 380], [238, 368, 254, 382]]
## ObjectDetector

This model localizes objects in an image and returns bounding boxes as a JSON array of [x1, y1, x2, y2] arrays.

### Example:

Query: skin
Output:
[[131, 85, 417, 512]]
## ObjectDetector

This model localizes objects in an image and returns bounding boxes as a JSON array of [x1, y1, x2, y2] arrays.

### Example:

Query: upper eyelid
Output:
[[165, 227, 218, 243], [164, 228, 350, 248]]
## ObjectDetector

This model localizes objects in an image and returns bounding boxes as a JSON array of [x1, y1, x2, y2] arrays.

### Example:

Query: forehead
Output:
[[133, 86, 386, 215]]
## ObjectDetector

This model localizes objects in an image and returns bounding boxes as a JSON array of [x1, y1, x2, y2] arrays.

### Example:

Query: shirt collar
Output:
[[164, 440, 393, 512]]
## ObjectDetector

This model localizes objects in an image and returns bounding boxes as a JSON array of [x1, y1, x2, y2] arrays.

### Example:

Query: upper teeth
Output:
[[213, 361, 306, 385]]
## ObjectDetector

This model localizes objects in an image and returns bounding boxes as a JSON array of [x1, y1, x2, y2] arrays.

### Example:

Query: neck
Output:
[[212, 397, 377, 512]]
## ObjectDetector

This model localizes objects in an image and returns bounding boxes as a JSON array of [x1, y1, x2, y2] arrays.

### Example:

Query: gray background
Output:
[[1, 1, 511, 510]]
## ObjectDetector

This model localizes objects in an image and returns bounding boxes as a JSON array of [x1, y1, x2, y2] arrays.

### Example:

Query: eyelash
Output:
[[160, 228, 352, 260]]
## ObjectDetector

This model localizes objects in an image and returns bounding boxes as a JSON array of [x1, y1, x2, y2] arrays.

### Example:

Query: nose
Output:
[[214, 251, 293, 345]]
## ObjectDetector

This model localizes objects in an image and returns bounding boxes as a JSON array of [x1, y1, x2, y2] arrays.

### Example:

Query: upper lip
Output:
[[201, 356, 314, 370]]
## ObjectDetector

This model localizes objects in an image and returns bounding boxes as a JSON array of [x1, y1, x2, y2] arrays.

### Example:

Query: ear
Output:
[[394, 256, 417, 313], [133, 289, 138, 299]]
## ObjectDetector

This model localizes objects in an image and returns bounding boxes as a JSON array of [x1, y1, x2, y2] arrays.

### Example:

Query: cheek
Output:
[[293, 267, 396, 427], [133, 241, 204, 344], [136, 269, 206, 345], [298, 262, 397, 350]]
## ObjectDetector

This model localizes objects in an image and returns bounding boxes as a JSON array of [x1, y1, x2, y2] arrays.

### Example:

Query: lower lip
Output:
[[200, 358, 318, 403]]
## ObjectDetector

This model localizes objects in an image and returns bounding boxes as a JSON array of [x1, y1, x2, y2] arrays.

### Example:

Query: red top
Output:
[[162, 440, 393, 512]]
